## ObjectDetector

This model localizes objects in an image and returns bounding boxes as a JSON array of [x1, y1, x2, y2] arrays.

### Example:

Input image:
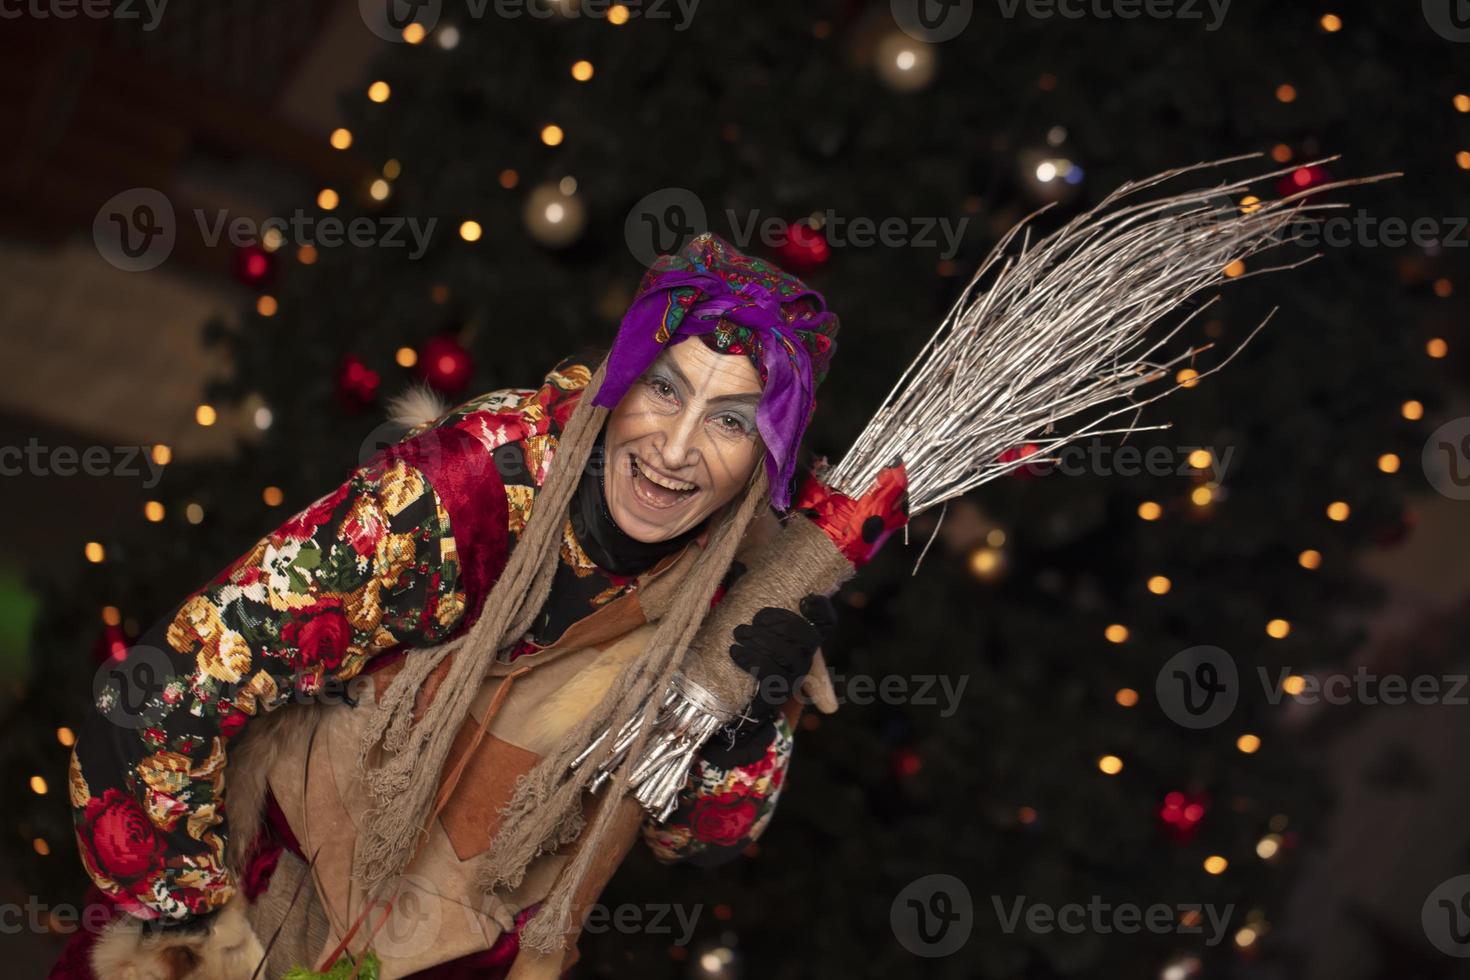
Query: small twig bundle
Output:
[[825, 153, 1397, 513]]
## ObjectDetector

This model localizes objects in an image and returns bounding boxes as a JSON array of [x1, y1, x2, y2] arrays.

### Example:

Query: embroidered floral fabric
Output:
[[69, 360, 795, 922]]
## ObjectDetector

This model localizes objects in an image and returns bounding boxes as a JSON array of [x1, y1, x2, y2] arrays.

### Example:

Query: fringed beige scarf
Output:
[[351, 358, 771, 951]]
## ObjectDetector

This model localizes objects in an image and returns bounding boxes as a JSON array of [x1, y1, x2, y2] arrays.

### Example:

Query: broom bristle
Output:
[[825, 154, 1399, 515]]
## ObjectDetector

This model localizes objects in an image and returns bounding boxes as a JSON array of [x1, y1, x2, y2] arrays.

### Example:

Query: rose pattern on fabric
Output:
[[69, 358, 797, 927]]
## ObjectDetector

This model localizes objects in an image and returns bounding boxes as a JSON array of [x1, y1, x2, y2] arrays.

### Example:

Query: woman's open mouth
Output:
[[629, 455, 698, 509]]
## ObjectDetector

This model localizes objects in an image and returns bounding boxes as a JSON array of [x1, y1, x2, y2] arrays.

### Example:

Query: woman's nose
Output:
[[658, 410, 702, 469]]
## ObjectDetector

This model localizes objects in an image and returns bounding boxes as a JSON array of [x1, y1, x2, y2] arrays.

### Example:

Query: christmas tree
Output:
[[6, 3, 1462, 977]]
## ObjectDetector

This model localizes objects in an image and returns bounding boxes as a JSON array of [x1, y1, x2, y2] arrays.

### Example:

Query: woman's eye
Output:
[[647, 378, 677, 402], [714, 413, 750, 434]]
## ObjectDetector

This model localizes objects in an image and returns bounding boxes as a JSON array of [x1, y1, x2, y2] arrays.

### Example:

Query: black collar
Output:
[[570, 434, 705, 576]]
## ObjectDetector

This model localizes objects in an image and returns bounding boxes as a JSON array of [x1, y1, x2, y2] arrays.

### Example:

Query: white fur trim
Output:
[[386, 384, 450, 432], [91, 894, 265, 980]]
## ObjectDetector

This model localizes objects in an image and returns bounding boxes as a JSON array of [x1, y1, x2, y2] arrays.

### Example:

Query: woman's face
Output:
[[603, 338, 765, 543]]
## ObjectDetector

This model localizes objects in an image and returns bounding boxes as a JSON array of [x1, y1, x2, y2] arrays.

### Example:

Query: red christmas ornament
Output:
[[335, 354, 381, 411], [999, 442, 1046, 479], [1275, 163, 1332, 199], [776, 219, 830, 272], [93, 623, 129, 667], [1159, 790, 1209, 841], [892, 747, 923, 779], [233, 244, 275, 289], [418, 334, 474, 394]]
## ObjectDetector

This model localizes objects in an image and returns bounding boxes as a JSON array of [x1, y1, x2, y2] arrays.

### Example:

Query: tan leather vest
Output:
[[257, 511, 776, 977]]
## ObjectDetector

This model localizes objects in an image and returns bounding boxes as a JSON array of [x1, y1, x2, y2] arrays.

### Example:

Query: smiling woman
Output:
[[604, 340, 766, 542], [56, 233, 874, 979]]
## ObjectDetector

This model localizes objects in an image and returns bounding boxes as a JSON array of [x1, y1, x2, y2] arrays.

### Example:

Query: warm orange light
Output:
[[1115, 688, 1139, 708], [317, 188, 339, 211], [256, 295, 278, 317], [1137, 501, 1162, 521], [329, 127, 352, 150], [144, 501, 165, 522], [1275, 83, 1297, 103], [1105, 624, 1130, 644], [571, 60, 594, 81], [1266, 618, 1291, 639], [1427, 337, 1449, 358], [262, 486, 284, 507], [1377, 453, 1400, 474], [1098, 755, 1124, 775], [1402, 399, 1424, 420], [1237, 733, 1261, 754], [1147, 575, 1172, 595], [541, 124, 565, 146], [1298, 549, 1322, 570], [1223, 259, 1245, 277], [459, 220, 483, 242], [1326, 501, 1350, 521], [195, 404, 217, 426], [367, 80, 391, 103], [1319, 13, 1341, 32], [1204, 855, 1228, 874]]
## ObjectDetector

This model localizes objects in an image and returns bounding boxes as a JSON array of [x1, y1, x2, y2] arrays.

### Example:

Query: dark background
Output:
[[2, 1, 1470, 977]]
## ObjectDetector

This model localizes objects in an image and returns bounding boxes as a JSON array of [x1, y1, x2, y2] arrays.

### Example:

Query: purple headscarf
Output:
[[591, 233, 839, 510]]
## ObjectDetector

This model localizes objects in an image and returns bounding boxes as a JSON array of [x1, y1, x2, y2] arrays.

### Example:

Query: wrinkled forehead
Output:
[[652, 337, 763, 399]]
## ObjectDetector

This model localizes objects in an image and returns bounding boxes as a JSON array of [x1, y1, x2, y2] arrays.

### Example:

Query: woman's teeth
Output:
[[631, 457, 696, 507]]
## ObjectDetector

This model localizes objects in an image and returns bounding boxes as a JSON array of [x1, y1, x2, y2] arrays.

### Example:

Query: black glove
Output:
[[703, 594, 837, 768]]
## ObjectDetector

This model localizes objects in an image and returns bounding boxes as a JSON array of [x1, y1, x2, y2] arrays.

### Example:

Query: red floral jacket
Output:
[[67, 360, 796, 928]]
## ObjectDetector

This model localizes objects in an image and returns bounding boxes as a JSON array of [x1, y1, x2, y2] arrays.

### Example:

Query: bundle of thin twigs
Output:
[[827, 153, 1395, 515]]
